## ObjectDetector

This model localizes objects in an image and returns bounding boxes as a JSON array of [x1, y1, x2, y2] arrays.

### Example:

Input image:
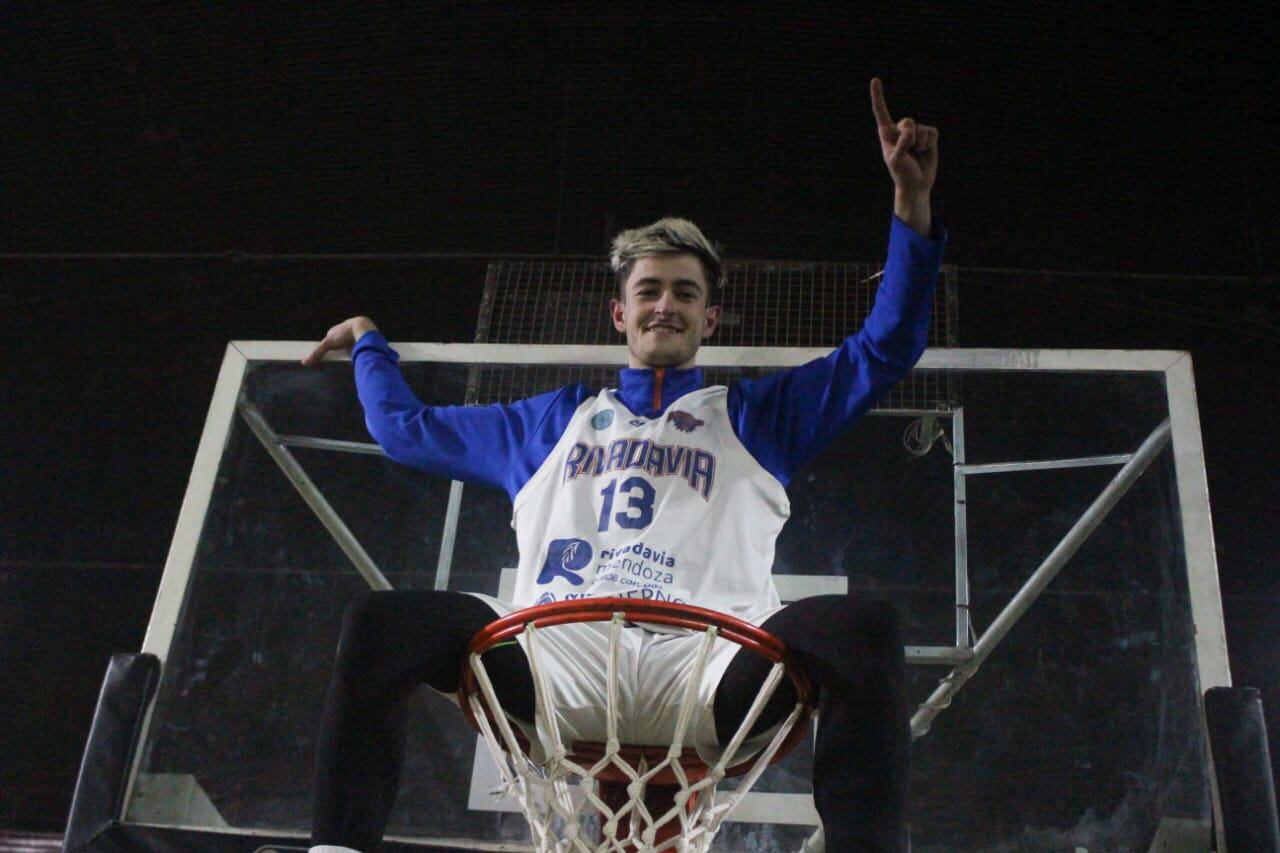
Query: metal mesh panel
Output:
[[473, 259, 958, 412]]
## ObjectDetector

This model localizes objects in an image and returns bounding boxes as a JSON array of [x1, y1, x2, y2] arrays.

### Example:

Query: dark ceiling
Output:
[[3, 3, 1275, 271], [1, 1, 1277, 835]]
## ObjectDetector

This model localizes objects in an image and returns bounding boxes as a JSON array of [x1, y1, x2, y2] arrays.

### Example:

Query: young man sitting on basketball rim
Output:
[[304, 78, 945, 853]]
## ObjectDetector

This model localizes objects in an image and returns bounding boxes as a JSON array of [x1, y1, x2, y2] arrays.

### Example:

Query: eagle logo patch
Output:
[[667, 410, 705, 433]]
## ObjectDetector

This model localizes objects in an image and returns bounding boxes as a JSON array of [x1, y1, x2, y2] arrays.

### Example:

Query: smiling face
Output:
[[610, 252, 721, 369]]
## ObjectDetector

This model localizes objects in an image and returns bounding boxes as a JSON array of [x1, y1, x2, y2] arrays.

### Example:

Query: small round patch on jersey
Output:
[[536, 591, 557, 605], [667, 410, 705, 433], [628, 418, 646, 427], [591, 410, 614, 430]]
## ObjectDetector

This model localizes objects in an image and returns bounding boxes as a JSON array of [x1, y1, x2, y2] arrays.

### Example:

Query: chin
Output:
[[634, 350, 679, 368], [653, 352, 696, 369], [630, 336, 698, 369]]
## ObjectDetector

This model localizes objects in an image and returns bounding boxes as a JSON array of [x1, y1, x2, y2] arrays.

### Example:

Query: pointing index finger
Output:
[[870, 77, 894, 129]]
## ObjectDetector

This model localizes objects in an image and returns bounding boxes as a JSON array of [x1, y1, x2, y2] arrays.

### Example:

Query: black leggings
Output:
[[311, 591, 908, 852]]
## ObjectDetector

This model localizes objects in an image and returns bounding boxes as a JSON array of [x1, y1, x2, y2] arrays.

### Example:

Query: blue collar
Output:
[[615, 366, 704, 417]]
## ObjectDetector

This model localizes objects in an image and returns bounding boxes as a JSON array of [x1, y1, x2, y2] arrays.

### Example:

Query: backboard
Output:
[[103, 343, 1225, 851]]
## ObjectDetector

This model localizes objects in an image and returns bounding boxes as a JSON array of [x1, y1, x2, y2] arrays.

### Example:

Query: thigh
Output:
[[712, 621, 798, 743], [713, 596, 902, 740], [339, 589, 532, 713]]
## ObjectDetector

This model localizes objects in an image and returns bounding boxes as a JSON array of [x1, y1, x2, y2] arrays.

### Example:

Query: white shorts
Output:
[[470, 594, 766, 765]]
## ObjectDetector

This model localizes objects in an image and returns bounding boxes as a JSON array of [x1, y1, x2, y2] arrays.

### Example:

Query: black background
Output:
[[1, 2, 1276, 834]]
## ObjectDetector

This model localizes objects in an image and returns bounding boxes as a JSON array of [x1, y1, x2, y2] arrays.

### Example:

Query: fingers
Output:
[[870, 77, 894, 130], [891, 118, 916, 160], [302, 322, 347, 367], [301, 340, 331, 368], [874, 79, 939, 156], [892, 119, 939, 161], [913, 124, 938, 155], [302, 317, 375, 366]]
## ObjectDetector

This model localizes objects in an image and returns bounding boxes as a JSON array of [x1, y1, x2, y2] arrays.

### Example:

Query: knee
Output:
[[336, 589, 403, 660], [850, 599, 900, 640], [789, 596, 902, 664], [848, 600, 902, 665], [789, 595, 900, 636], [341, 589, 386, 633]]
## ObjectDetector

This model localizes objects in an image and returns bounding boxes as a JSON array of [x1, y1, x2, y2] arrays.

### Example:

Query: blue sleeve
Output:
[[351, 331, 591, 500], [728, 215, 947, 485]]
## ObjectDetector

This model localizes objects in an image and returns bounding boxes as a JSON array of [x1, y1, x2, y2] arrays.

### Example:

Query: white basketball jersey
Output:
[[509, 385, 790, 623]]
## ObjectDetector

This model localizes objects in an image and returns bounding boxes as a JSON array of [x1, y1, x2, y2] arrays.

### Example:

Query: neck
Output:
[[616, 364, 704, 417], [629, 358, 697, 370]]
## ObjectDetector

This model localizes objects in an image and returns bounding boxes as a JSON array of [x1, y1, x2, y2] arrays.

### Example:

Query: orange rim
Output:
[[458, 597, 814, 777]]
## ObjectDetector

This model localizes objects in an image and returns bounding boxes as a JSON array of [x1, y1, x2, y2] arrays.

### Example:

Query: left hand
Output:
[[870, 78, 939, 197]]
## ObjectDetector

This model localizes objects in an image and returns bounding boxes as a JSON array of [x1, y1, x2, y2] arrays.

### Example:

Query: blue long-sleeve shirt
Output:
[[352, 215, 946, 499]]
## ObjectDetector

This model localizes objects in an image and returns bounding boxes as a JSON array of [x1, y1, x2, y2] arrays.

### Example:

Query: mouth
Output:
[[645, 323, 683, 334]]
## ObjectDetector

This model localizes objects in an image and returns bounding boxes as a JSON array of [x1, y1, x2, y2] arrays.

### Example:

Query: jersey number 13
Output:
[[597, 476, 655, 531]]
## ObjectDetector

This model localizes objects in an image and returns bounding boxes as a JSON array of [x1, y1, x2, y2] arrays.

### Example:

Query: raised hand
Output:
[[302, 316, 379, 368], [870, 78, 938, 198]]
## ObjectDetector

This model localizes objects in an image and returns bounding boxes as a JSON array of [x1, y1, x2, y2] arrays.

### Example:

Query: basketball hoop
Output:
[[458, 598, 815, 853]]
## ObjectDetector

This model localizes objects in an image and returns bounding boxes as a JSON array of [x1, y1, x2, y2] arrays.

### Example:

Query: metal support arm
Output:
[[237, 396, 393, 591], [911, 420, 1173, 738]]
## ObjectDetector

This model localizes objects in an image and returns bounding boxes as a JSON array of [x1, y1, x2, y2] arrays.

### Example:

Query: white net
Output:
[[460, 600, 814, 853]]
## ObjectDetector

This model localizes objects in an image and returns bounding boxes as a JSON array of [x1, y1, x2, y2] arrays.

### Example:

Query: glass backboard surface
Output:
[[128, 353, 1211, 851]]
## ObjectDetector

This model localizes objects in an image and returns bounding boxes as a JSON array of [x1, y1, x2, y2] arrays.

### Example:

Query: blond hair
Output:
[[609, 217, 725, 298]]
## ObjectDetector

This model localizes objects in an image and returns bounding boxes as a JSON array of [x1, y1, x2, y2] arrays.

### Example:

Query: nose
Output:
[[653, 288, 676, 313]]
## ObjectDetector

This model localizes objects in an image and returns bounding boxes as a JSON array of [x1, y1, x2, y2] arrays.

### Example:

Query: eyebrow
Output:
[[631, 276, 704, 292]]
